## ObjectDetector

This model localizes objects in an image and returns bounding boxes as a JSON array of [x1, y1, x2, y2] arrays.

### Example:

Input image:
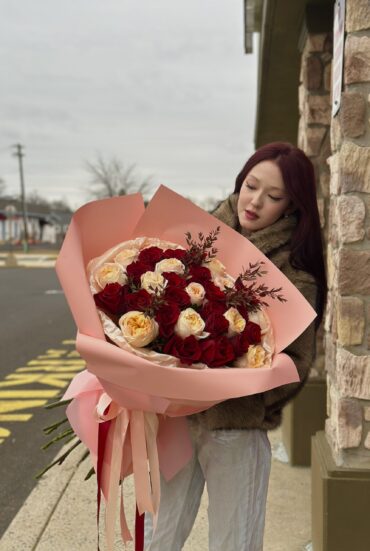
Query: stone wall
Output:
[[297, 31, 332, 377], [324, 0, 370, 468]]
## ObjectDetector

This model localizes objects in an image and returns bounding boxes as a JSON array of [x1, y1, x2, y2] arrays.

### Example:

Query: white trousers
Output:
[[145, 422, 272, 551]]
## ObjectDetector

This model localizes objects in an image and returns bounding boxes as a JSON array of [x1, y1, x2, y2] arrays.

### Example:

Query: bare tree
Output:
[[85, 155, 153, 200]]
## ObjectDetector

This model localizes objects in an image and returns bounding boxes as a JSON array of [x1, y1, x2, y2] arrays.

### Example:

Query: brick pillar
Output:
[[325, 5, 370, 470], [311, 2, 370, 549]]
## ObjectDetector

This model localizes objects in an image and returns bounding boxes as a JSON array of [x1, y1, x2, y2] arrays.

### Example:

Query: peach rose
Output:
[[213, 274, 235, 291], [203, 258, 226, 277], [223, 307, 246, 336], [114, 248, 139, 268], [140, 271, 167, 294], [185, 282, 206, 306], [247, 345, 267, 368], [174, 308, 206, 338], [155, 258, 185, 275], [119, 311, 159, 347], [95, 263, 127, 289]]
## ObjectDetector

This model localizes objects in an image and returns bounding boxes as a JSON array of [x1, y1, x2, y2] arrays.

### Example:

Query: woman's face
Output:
[[237, 160, 292, 232]]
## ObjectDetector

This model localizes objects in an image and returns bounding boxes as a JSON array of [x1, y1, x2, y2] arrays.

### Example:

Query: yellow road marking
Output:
[[0, 400, 48, 414], [0, 373, 76, 388], [0, 340, 82, 445], [0, 390, 60, 398], [27, 360, 85, 366], [0, 414, 33, 421], [17, 365, 84, 373], [37, 349, 66, 358]]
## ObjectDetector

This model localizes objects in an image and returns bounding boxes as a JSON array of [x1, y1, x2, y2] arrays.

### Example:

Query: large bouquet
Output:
[[56, 186, 316, 551], [89, 229, 278, 372]]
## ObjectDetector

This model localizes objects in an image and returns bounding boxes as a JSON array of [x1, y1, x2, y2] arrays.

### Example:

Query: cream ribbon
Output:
[[95, 393, 160, 551]]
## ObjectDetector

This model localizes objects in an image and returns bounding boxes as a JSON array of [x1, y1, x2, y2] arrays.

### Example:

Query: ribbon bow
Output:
[[95, 393, 160, 551]]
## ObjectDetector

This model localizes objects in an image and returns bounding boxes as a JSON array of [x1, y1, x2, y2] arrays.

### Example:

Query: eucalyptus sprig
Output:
[[184, 226, 220, 266]]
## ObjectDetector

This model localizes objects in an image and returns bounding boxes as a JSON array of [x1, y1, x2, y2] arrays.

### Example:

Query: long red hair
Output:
[[234, 142, 327, 329]]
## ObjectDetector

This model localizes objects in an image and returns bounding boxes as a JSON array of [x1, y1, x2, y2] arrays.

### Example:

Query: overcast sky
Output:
[[1, 1, 258, 209]]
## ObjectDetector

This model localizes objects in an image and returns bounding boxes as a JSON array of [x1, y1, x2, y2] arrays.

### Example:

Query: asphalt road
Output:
[[0, 268, 81, 537]]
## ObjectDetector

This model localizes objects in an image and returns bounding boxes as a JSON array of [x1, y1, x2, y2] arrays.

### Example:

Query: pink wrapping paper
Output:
[[57, 185, 316, 545]]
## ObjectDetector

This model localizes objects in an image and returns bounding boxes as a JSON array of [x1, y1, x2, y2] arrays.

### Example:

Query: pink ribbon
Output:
[[95, 393, 160, 550]]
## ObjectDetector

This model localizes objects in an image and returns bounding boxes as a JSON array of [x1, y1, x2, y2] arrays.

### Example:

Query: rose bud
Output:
[[185, 282, 206, 306], [119, 311, 159, 347], [95, 263, 127, 289], [174, 308, 206, 339], [223, 307, 246, 337]]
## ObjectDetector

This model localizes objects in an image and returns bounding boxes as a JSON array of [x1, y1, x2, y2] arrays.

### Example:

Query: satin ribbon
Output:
[[95, 393, 160, 551]]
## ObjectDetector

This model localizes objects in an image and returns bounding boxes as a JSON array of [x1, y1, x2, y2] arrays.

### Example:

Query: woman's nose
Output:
[[251, 193, 263, 208]]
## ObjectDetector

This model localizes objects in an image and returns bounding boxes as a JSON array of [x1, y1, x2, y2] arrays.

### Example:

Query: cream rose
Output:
[[119, 311, 159, 347], [95, 263, 127, 288], [185, 282, 206, 306], [140, 271, 167, 294], [155, 258, 185, 275], [174, 308, 205, 338], [213, 274, 235, 291], [203, 258, 226, 277], [114, 248, 139, 268], [247, 345, 267, 368], [223, 307, 246, 336]]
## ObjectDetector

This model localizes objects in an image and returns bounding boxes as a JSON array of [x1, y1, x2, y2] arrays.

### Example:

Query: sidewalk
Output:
[[0, 427, 312, 551], [0, 252, 57, 268]]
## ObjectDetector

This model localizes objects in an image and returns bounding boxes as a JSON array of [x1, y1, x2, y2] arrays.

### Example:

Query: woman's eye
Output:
[[269, 195, 282, 202], [246, 184, 256, 190]]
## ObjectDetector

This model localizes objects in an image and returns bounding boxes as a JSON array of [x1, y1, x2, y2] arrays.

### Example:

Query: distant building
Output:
[[0, 197, 72, 245]]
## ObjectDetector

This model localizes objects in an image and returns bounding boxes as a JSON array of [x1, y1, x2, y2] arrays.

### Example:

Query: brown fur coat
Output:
[[189, 194, 318, 431]]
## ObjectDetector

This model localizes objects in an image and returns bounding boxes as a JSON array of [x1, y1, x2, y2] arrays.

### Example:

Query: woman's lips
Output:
[[245, 210, 259, 220]]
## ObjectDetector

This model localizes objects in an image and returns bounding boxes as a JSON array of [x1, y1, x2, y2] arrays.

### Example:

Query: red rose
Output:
[[204, 281, 227, 302], [163, 248, 187, 261], [230, 332, 250, 357], [177, 336, 202, 365], [93, 283, 128, 315], [125, 289, 152, 312], [200, 301, 227, 319], [188, 265, 212, 283], [200, 339, 217, 365], [164, 286, 191, 308], [243, 321, 261, 344], [201, 336, 235, 368], [138, 246, 164, 266], [126, 261, 152, 282], [163, 334, 182, 358], [204, 312, 229, 337], [155, 303, 181, 338], [162, 272, 187, 288]]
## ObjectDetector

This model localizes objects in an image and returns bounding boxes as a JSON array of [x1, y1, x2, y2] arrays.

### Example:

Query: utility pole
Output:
[[12, 143, 29, 252]]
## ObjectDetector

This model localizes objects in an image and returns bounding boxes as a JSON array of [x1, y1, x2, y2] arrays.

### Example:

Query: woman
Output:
[[145, 142, 327, 551]]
